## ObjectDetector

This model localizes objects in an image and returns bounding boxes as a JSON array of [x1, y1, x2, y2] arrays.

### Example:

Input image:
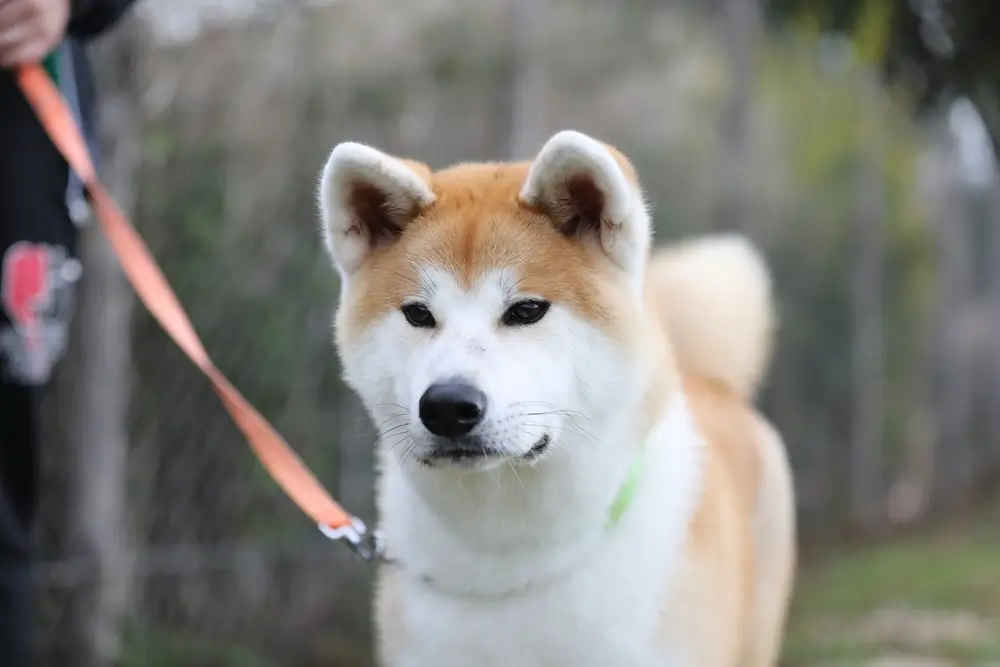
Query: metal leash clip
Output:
[[318, 518, 382, 563]]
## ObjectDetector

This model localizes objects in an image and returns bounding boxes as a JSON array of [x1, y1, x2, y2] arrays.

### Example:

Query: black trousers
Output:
[[1, 69, 79, 667]]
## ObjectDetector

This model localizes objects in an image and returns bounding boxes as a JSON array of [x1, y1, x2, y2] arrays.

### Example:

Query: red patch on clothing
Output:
[[2, 243, 52, 359], [1, 242, 74, 385]]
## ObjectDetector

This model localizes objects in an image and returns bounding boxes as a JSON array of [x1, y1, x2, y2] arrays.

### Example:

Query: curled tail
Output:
[[647, 234, 776, 400]]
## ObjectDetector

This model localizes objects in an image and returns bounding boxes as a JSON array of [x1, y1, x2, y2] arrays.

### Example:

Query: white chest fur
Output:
[[377, 396, 706, 667]]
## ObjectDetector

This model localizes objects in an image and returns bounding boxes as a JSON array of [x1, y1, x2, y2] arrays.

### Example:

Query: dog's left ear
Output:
[[520, 130, 650, 285]]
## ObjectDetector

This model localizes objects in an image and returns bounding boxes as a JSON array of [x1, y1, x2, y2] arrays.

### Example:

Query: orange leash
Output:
[[16, 64, 374, 557]]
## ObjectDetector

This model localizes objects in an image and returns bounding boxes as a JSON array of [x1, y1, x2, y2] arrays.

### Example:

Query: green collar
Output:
[[606, 450, 645, 528]]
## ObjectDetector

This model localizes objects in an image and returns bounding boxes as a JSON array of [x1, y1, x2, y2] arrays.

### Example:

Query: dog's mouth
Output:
[[521, 434, 551, 461], [420, 434, 550, 466]]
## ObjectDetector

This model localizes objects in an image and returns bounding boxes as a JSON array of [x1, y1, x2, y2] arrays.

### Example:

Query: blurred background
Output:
[[34, 0, 1000, 665]]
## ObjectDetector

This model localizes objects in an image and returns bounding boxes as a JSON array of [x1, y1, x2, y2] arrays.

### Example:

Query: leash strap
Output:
[[16, 64, 373, 555]]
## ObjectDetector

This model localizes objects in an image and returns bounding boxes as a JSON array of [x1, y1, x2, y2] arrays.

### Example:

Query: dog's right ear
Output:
[[318, 142, 435, 277], [519, 131, 650, 295]]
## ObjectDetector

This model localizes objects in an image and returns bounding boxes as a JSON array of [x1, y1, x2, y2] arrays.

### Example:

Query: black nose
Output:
[[419, 381, 487, 439]]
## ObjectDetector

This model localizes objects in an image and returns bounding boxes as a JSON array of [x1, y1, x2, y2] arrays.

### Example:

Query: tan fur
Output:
[[340, 161, 636, 345], [334, 142, 795, 666], [654, 378, 795, 667], [647, 236, 795, 666], [744, 417, 797, 667], [647, 234, 776, 399]]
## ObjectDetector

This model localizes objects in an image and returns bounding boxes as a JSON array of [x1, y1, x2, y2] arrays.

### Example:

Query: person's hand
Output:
[[0, 0, 70, 68]]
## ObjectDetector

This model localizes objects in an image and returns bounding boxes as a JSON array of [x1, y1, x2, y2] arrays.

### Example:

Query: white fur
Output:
[[318, 142, 435, 277], [380, 396, 704, 667], [340, 266, 644, 471], [520, 130, 651, 295], [321, 131, 756, 667], [334, 260, 702, 666]]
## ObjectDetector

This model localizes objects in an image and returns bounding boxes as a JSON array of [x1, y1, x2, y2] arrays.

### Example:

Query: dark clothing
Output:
[[0, 0, 137, 662], [69, 0, 137, 38]]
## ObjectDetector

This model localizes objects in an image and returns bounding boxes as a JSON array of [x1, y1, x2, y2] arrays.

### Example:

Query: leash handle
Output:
[[16, 65, 360, 538]]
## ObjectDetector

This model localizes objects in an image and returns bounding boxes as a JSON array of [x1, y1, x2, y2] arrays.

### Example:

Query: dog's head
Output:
[[319, 131, 655, 471]]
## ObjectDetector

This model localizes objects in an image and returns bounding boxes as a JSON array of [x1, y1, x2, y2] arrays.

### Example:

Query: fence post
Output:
[[56, 15, 142, 666]]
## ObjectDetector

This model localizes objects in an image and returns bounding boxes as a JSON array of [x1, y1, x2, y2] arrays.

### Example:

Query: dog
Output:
[[317, 130, 796, 667]]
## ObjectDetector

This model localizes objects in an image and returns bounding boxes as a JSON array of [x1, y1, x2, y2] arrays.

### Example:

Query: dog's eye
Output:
[[401, 302, 436, 328], [502, 299, 550, 326]]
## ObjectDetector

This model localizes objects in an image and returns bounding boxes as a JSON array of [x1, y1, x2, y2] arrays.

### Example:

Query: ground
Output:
[[117, 503, 1000, 667], [783, 503, 1000, 667]]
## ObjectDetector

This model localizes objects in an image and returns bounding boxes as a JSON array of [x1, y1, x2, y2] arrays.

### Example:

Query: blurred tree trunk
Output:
[[716, 0, 760, 233], [55, 16, 142, 666], [929, 144, 974, 511], [979, 87, 1000, 473], [506, 0, 547, 161], [849, 77, 886, 533], [988, 182, 1000, 475], [969, 91, 1000, 466], [972, 86, 1000, 169]]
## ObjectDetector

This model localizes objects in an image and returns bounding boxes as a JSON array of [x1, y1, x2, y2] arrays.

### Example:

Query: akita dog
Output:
[[318, 130, 796, 667]]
